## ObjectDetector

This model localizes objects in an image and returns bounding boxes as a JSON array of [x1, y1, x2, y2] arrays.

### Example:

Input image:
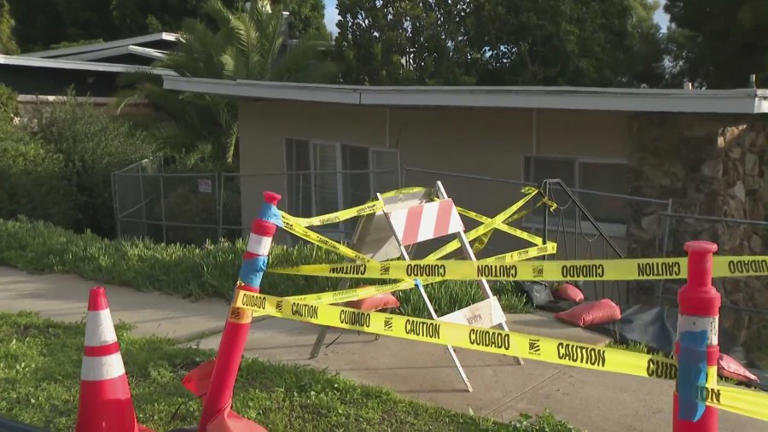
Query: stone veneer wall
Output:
[[627, 113, 768, 354]]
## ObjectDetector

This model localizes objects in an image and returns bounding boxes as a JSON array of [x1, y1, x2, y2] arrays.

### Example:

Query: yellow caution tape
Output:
[[287, 187, 430, 227], [286, 201, 383, 227], [234, 290, 768, 422], [270, 255, 768, 281], [717, 385, 768, 422], [271, 244, 558, 280], [460, 197, 558, 252], [282, 213, 372, 262], [259, 244, 556, 310], [426, 187, 541, 260]]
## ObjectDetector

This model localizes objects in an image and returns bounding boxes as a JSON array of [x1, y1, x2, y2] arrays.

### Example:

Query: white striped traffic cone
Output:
[[76, 286, 152, 432]]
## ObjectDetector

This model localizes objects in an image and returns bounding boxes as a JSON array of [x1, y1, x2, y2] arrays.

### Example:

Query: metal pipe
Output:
[[159, 174, 167, 243], [403, 166, 536, 186], [111, 172, 121, 238], [217, 173, 224, 239], [660, 211, 768, 226], [544, 179, 624, 258], [657, 199, 674, 305], [138, 163, 147, 236]]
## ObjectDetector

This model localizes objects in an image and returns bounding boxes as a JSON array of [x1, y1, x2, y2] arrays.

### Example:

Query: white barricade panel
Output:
[[439, 296, 506, 328]]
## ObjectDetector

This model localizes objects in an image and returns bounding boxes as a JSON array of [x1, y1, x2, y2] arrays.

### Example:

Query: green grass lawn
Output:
[[0, 312, 575, 432]]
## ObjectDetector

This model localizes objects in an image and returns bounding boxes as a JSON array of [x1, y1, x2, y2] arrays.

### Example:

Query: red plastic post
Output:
[[198, 192, 281, 432], [674, 241, 720, 432]]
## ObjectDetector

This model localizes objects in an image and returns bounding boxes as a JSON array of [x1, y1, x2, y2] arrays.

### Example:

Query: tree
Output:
[[335, 0, 475, 85], [335, 0, 665, 87], [123, 0, 336, 165], [465, 0, 664, 86], [665, 0, 768, 88], [273, 0, 328, 40], [0, 0, 18, 54], [9, 0, 325, 53]]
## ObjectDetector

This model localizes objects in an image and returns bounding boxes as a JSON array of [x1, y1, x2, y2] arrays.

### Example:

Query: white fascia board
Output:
[[360, 87, 763, 113], [0, 54, 177, 76], [20, 33, 179, 58], [161, 76, 766, 114], [754, 90, 768, 113], [61, 46, 168, 61], [163, 76, 360, 104]]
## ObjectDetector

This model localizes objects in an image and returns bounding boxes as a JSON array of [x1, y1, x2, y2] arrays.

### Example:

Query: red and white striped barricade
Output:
[[379, 181, 521, 393]]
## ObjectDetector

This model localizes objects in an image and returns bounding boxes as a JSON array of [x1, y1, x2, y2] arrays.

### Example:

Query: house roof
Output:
[[0, 54, 177, 76], [20, 32, 180, 59], [60, 45, 168, 62], [162, 76, 768, 114]]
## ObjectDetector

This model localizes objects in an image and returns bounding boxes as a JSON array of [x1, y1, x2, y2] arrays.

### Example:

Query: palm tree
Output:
[[121, 0, 336, 166]]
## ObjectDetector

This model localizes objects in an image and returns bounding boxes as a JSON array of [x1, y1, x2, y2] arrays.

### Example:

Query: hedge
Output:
[[0, 218, 531, 317]]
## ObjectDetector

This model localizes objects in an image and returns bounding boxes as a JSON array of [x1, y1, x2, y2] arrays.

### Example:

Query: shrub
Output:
[[0, 82, 17, 123], [0, 218, 531, 315], [29, 94, 156, 237], [0, 124, 77, 226]]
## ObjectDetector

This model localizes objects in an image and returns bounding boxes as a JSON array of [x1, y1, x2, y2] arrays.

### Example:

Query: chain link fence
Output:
[[401, 166, 671, 308], [113, 160, 767, 376], [112, 159, 401, 245]]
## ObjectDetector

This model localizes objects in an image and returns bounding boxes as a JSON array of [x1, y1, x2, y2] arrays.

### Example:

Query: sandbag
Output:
[[553, 283, 584, 303], [345, 293, 400, 312], [555, 299, 621, 327], [719, 353, 760, 384]]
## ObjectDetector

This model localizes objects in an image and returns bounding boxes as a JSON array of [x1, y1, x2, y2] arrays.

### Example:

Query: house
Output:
[[162, 76, 768, 245], [19, 32, 179, 65], [0, 55, 177, 98], [0, 33, 179, 115]]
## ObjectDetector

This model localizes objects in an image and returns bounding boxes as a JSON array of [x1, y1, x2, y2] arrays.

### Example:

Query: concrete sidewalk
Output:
[[0, 266, 763, 432]]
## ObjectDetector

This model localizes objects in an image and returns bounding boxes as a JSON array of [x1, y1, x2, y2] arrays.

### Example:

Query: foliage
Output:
[[335, 0, 475, 85], [0, 82, 17, 123], [665, 0, 768, 88], [9, 0, 327, 53], [275, 0, 327, 40], [0, 218, 533, 316], [0, 126, 77, 227], [7, 0, 113, 52], [334, 0, 664, 87], [0, 0, 18, 54], [28, 94, 156, 237], [0, 311, 575, 431], [48, 38, 104, 50], [122, 0, 336, 165]]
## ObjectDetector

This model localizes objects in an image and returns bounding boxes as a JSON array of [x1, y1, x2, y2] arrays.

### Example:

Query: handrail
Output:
[[541, 178, 625, 258]]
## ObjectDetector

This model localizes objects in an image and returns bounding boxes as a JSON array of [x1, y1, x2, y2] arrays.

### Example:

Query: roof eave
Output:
[[162, 76, 768, 114], [20, 32, 180, 58]]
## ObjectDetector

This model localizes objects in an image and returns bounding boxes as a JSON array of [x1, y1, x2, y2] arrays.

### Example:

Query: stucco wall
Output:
[[238, 100, 632, 226]]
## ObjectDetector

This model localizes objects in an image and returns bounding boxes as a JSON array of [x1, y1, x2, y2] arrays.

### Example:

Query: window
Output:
[[285, 138, 399, 231], [523, 155, 629, 223]]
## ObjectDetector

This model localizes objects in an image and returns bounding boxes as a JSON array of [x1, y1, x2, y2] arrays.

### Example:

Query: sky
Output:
[[322, 1, 671, 35]]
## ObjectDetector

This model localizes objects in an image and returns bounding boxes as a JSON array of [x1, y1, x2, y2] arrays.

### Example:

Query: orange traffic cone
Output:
[[76, 286, 152, 432]]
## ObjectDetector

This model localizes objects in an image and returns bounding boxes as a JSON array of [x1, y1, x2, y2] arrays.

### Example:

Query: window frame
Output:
[[521, 154, 630, 236], [283, 137, 400, 217]]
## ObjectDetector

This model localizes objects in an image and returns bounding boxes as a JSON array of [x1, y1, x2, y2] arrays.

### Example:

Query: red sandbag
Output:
[[554, 283, 585, 303], [554, 299, 621, 327], [718, 353, 760, 384], [345, 293, 400, 312]]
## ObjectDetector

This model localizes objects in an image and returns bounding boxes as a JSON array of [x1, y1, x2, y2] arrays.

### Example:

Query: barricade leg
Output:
[[197, 192, 281, 432], [674, 241, 720, 432]]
